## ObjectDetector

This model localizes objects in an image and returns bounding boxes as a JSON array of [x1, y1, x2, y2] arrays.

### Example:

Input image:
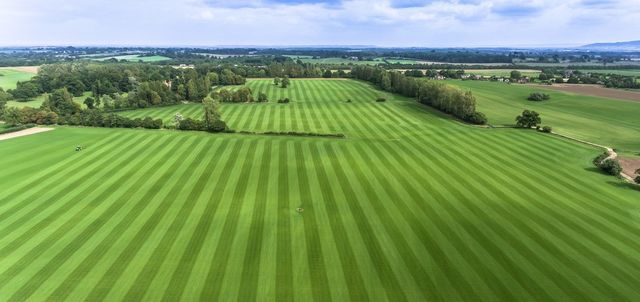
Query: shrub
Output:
[[177, 117, 204, 131], [527, 92, 550, 101], [257, 92, 268, 103], [599, 159, 622, 176], [277, 98, 290, 104], [464, 112, 488, 125], [635, 176, 640, 184], [592, 152, 609, 166], [210, 120, 228, 132], [541, 126, 552, 133], [376, 97, 386, 102]]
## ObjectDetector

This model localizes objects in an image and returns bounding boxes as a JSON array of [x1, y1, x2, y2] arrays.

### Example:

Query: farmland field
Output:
[[464, 69, 541, 78], [447, 80, 640, 153], [2, 79, 640, 301], [577, 69, 640, 77], [0, 68, 37, 90], [93, 55, 171, 62]]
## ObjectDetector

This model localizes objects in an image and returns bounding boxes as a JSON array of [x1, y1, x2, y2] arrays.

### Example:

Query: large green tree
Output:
[[203, 95, 226, 132], [515, 110, 541, 128], [41, 88, 81, 115]]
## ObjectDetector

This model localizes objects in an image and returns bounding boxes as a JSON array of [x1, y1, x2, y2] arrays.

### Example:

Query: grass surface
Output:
[[577, 69, 640, 77], [0, 69, 36, 90], [93, 55, 171, 62], [2, 79, 640, 301], [6, 92, 92, 109], [447, 80, 640, 153], [465, 69, 541, 78]]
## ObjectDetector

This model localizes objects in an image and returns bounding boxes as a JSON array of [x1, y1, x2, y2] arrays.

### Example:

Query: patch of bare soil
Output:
[[618, 156, 640, 179], [0, 127, 54, 141], [528, 84, 640, 102], [0, 66, 40, 74]]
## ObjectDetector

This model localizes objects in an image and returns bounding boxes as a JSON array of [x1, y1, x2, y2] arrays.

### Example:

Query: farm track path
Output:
[[0, 128, 54, 141]]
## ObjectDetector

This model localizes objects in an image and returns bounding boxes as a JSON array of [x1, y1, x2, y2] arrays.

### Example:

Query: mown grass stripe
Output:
[[159, 139, 245, 301], [275, 140, 294, 302], [41, 135, 192, 301], [293, 142, 332, 302], [198, 140, 259, 300], [237, 140, 273, 301], [0, 131, 127, 214], [120, 138, 227, 300], [323, 144, 408, 302], [6, 134, 185, 301], [307, 143, 370, 301], [0, 133, 145, 259], [82, 137, 205, 301]]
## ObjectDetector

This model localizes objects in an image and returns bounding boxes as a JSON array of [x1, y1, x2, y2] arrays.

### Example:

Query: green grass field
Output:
[[447, 80, 640, 153], [465, 69, 541, 78], [93, 55, 171, 62], [1, 79, 640, 301], [578, 69, 640, 77], [6, 92, 92, 109], [0, 69, 36, 90]]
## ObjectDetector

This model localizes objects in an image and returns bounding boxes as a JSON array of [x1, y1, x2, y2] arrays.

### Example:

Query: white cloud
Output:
[[0, 0, 638, 46]]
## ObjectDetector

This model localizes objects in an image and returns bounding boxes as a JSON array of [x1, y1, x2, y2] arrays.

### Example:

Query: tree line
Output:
[[5, 63, 247, 110], [351, 65, 487, 124]]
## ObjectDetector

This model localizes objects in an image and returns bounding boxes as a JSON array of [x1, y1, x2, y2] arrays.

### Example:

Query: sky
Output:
[[0, 0, 639, 47]]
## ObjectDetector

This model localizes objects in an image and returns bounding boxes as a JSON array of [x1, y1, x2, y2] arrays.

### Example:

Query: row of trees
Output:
[[351, 65, 487, 124], [214, 87, 262, 103]]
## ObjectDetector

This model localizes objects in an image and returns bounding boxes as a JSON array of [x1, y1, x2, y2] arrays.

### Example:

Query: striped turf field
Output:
[[1, 79, 640, 301]]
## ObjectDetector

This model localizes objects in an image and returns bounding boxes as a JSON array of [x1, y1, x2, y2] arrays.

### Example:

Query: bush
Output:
[[527, 92, 550, 101], [592, 152, 609, 166], [541, 126, 552, 133], [376, 97, 386, 102], [635, 176, 640, 184], [464, 112, 488, 125], [599, 159, 622, 176], [177, 117, 205, 131], [209, 120, 228, 132], [277, 98, 290, 104]]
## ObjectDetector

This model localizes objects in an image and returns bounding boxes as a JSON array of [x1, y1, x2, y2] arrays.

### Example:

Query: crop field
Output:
[[1, 78, 640, 301], [93, 55, 171, 62], [0, 68, 37, 90], [447, 80, 640, 153]]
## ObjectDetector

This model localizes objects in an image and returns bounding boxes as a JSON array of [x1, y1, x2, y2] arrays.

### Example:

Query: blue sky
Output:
[[0, 0, 638, 47]]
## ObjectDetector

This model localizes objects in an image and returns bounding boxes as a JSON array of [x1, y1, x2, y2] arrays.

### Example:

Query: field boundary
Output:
[[550, 131, 636, 182]]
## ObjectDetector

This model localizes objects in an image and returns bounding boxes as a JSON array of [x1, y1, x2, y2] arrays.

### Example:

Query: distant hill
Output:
[[581, 40, 640, 51]]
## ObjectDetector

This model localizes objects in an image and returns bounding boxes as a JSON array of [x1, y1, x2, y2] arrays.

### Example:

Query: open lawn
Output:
[[0, 68, 37, 90], [447, 80, 640, 153], [7, 92, 93, 109], [93, 55, 171, 62], [2, 79, 640, 301]]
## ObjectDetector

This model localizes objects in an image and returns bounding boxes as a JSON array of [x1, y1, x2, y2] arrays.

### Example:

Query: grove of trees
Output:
[[351, 65, 487, 124]]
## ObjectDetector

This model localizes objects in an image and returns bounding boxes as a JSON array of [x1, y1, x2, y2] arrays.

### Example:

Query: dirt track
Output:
[[619, 157, 640, 179], [0, 127, 54, 141], [529, 84, 640, 102]]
